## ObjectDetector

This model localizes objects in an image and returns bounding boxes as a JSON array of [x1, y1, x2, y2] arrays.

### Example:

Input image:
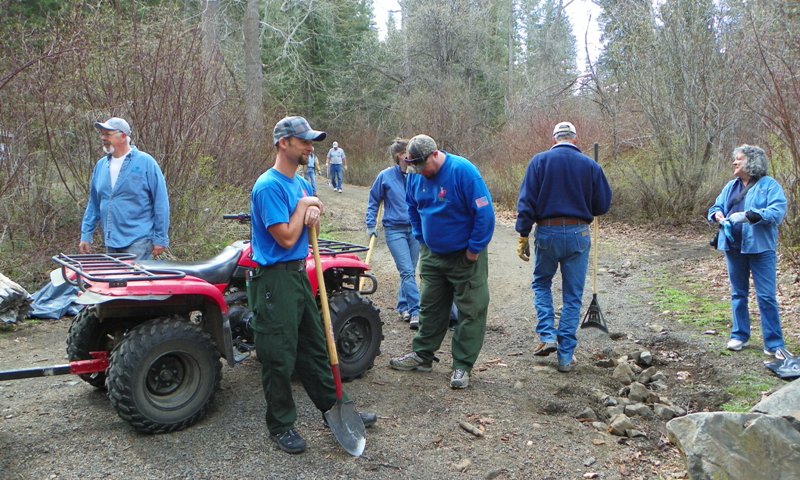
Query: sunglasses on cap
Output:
[[405, 154, 429, 165]]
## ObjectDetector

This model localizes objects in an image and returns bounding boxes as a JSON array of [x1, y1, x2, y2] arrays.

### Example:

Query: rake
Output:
[[580, 143, 608, 333]]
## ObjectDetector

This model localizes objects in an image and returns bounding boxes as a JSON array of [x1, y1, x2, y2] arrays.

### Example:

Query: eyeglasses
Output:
[[99, 130, 120, 137]]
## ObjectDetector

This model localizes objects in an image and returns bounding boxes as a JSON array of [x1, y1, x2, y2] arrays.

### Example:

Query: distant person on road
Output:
[[249, 116, 376, 454], [708, 144, 787, 359], [327, 141, 347, 193], [79, 117, 170, 261], [389, 134, 495, 389], [366, 137, 421, 329], [515, 121, 611, 373], [304, 146, 320, 195]]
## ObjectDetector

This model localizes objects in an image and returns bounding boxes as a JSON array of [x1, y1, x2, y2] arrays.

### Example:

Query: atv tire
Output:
[[328, 291, 383, 381], [66, 308, 109, 389], [106, 317, 221, 434]]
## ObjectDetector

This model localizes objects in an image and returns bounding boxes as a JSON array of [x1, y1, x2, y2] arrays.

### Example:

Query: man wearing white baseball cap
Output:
[[79, 117, 170, 260], [515, 121, 612, 373]]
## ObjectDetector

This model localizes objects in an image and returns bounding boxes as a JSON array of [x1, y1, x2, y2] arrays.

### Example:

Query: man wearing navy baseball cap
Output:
[[79, 117, 170, 260], [249, 116, 376, 454]]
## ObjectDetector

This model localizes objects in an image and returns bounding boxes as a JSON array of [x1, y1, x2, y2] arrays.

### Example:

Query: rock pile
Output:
[[576, 349, 687, 439]]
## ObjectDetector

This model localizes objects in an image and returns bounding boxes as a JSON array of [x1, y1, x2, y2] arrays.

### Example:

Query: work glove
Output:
[[366, 226, 377, 238], [517, 236, 530, 262], [727, 212, 747, 224], [745, 210, 762, 223], [722, 220, 734, 243]]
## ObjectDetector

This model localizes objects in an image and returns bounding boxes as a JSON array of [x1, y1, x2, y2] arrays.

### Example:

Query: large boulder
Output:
[[0, 272, 30, 324], [666, 412, 800, 479], [751, 379, 800, 420]]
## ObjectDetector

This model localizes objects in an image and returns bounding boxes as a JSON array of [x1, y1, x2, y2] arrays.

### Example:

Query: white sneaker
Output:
[[409, 316, 419, 330], [726, 338, 748, 351], [764, 348, 786, 360]]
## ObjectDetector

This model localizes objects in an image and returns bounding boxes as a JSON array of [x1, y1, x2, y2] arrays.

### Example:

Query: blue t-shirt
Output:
[[250, 168, 312, 266], [406, 152, 495, 255]]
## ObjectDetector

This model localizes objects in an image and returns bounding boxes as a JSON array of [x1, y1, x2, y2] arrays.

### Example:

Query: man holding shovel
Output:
[[249, 116, 376, 454], [515, 122, 612, 373]]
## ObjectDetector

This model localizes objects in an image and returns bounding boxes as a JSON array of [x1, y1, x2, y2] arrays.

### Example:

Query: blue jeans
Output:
[[329, 164, 343, 190], [107, 237, 154, 261], [305, 169, 317, 195], [532, 224, 591, 365], [384, 226, 420, 316], [724, 249, 784, 350]]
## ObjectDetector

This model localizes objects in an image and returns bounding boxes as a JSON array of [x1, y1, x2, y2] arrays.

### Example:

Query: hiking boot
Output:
[[450, 368, 469, 389], [409, 316, 419, 330], [533, 341, 557, 357], [726, 338, 748, 351], [389, 351, 432, 372], [323, 411, 378, 428], [270, 428, 306, 454]]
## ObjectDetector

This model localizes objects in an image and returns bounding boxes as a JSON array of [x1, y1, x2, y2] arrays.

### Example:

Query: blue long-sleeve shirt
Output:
[[516, 143, 611, 236], [707, 176, 786, 253], [80, 147, 170, 248], [406, 152, 495, 255], [366, 166, 410, 229]]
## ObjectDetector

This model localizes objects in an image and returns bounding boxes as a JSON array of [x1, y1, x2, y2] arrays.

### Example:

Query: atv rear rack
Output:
[[52, 253, 186, 291]]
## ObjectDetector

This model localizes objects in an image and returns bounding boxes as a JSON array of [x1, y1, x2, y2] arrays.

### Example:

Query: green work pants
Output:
[[248, 267, 341, 435], [412, 246, 489, 371]]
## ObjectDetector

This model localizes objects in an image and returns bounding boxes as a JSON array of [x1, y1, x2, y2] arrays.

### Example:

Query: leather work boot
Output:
[[533, 341, 557, 357]]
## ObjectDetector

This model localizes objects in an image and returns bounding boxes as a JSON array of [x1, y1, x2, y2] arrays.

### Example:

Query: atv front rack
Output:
[[223, 213, 369, 255], [315, 239, 369, 255], [52, 253, 186, 291]]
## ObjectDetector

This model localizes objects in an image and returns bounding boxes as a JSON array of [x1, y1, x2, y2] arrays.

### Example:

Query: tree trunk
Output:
[[244, 0, 265, 138]]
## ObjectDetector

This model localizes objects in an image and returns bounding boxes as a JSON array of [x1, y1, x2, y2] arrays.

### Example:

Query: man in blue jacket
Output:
[[389, 134, 495, 389], [79, 117, 170, 260], [516, 122, 612, 373]]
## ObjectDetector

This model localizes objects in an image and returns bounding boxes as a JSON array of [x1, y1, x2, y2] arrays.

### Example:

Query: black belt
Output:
[[260, 259, 305, 271], [538, 217, 588, 226]]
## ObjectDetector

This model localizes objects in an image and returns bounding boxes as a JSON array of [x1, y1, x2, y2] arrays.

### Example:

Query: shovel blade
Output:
[[581, 295, 608, 333], [324, 400, 366, 457]]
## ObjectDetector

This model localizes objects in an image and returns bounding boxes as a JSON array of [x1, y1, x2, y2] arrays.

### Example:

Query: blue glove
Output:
[[722, 220, 734, 243], [366, 226, 377, 238], [727, 212, 747, 224]]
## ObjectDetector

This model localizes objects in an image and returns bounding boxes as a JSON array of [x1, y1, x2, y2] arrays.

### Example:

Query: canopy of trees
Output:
[[1, 0, 798, 286]]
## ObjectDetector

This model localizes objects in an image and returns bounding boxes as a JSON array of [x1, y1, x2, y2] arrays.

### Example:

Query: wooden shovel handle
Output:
[[310, 225, 343, 399]]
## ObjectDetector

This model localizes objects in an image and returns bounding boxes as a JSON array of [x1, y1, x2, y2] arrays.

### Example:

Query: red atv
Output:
[[40, 213, 383, 433]]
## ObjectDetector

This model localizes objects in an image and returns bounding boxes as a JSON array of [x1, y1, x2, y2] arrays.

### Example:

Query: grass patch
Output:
[[721, 374, 782, 412], [652, 276, 730, 331]]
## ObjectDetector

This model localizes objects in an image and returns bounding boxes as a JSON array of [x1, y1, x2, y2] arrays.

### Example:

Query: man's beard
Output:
[[298, 153, 309, 166], [102, 144, 115, 155]]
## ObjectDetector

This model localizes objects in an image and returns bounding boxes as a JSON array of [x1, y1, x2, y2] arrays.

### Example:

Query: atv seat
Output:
[[139, 245, 243, 285]]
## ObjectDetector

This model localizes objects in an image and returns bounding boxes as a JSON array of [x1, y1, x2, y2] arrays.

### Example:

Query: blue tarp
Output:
[[27, 281, 82, 320]]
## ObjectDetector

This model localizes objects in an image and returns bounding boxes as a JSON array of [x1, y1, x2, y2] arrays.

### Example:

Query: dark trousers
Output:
[[248, 267, 340, 435], [412, 246, 489, 371]]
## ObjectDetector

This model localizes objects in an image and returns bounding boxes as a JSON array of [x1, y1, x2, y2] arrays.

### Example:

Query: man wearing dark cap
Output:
[[515, 121, 612, 373], [249, 115, 376, 454], [389, 134, 495, 389], [79, 117, 170, 260]]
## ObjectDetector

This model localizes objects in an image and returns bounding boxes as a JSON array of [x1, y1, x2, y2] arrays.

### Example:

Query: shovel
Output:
[[580, 143, 609, 333], [359, 203, 383, 292], [310, 225, 366, 457]]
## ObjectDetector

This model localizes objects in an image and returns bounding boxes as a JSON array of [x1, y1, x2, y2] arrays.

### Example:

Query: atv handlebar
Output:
[[223, 213, 251, 224]]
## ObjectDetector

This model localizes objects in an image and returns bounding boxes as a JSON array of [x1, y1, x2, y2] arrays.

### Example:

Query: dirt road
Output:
[[0, 182, 791, 479]]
